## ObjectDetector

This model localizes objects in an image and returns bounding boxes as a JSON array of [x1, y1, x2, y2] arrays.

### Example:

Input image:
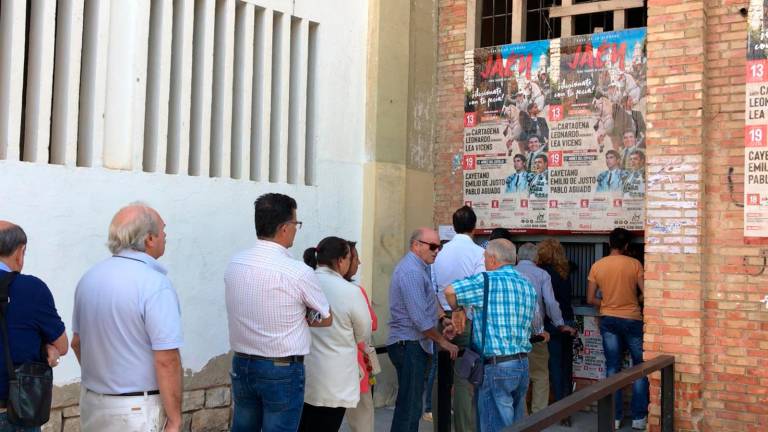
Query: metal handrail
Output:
[[506, 354, 675, 432]]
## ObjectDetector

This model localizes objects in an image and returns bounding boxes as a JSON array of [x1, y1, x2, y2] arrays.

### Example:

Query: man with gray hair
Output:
[[72, 204, 183, 432], [387, 227, 458, 431], [0, 221, 68, 430], [515, 242, 575, 414], [444, 239, 543, 431]]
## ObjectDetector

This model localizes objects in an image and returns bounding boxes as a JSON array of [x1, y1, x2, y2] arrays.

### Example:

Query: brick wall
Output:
[[434, 1, 768, 431], [644, 0, 708, 430], [434, 0, 468, 226], [700, 1, 768, 431]]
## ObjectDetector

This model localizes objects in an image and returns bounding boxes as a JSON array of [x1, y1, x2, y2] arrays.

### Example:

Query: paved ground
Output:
[[340, 407, 640, 431]]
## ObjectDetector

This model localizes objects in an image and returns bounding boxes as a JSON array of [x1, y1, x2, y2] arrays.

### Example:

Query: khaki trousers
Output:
[[452, 321, 475, 432], [344, 391, 374, 432], [528, 341, 550, 413]]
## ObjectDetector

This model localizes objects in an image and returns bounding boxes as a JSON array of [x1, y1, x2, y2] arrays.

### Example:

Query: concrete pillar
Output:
[[363, 0, 437, 407]]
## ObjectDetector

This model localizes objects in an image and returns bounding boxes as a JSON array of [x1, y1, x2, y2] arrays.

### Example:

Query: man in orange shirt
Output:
[[587, 228, 648, 431]]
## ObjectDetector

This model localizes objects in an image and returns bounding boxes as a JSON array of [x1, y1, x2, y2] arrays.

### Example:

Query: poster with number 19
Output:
[[745, 0, 768, 237]]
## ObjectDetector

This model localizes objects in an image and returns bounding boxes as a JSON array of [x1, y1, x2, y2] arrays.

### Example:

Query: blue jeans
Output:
[[424, 346, 437, 413], [0, 413, 39, 432], [599, 316, 649, 420], [387, 341, 429, 432], [476, 357, 529, 432], [230, 355, 305, 432], [546, 320, 574, 402]]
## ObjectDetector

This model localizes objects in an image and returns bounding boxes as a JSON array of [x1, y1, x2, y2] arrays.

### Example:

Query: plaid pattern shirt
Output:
[[453, 265, 540, 357]]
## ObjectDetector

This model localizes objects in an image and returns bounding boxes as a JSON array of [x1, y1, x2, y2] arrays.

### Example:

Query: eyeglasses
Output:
[[284, 221, 303, 230], [418, 240, 442, 252]]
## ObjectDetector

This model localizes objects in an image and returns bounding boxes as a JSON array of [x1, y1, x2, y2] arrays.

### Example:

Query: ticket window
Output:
[[473, 234, 644, 304]]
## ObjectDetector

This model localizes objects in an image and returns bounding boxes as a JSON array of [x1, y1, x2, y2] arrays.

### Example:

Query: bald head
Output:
[[409, 227, 440, 265], [108, 203, 166, 258], [0, 221, 27, 271]]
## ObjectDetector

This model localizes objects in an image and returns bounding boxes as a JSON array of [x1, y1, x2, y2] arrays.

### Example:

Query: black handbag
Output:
[[0, 271, 53, 427], [455, 272, 490, 387]]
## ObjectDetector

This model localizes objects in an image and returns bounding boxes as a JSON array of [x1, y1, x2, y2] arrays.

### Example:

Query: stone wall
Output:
[[42, 354, 235, 432]]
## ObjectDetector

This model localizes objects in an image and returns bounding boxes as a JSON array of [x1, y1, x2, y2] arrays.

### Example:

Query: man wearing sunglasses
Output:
[[387, 228, 459, 432]]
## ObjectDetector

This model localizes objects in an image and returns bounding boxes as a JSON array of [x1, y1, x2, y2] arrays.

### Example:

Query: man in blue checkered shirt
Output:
[[445, 239, 545, 431]]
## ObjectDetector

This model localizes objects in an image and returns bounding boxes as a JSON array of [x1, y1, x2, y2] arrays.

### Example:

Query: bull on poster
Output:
[[745, 0, 768, 237], [463, 29, 645, 232], [464, 41, 551, 229], [548, 29, 647, 232]]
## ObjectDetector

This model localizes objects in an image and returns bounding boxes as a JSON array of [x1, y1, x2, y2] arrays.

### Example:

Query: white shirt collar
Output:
[[255, 239, 292, 257]]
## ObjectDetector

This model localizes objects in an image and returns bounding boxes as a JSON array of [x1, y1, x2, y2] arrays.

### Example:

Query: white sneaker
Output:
[[632, 417, 647, 430], [615, 419, 621, 429]]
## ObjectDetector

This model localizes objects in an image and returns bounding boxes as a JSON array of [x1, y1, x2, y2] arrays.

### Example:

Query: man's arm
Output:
[[444, 285, 467, 335], [71, 333, 81, 363], [541, 274, 564, 327], [422, 328, 458, 359], [154, 349, 182, 432], [307, 307, 333, 327], [399, 272, 459, 359], [46, 332, 69, 367], [587, 280, 601, 307]]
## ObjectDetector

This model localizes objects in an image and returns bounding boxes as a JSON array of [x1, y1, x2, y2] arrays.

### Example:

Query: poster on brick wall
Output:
[[745, 0, 768, 237], [463, 29, 646, 233], [463, 40, 551, 231]]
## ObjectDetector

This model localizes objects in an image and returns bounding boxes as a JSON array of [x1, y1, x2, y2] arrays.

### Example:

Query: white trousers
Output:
[[80, 388, 165, 432], [344, 391, 374, 432]]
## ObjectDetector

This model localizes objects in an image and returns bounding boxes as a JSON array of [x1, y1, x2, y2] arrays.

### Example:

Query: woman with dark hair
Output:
[[536, 238, 576, 425], [343, 241, 378, 432], [299, 237, 372, 432]]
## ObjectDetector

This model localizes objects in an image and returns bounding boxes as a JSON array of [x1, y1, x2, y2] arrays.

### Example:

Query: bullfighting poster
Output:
[[745, 0, 768, 237], [463, 29, 646, 233], [464, 40, 551, 231]]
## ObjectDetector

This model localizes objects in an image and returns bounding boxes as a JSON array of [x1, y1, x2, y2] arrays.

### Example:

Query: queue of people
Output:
[[388, 206, 646, 432], [0, 194, 645, 432]]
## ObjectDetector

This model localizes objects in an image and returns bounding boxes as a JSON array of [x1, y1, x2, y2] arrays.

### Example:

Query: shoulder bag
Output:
[[454, 272, 490, 387], [0, 271, 53, 427]]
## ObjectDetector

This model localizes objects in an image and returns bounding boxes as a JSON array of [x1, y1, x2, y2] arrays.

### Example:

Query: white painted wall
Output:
[[0, 0, 368, 385]]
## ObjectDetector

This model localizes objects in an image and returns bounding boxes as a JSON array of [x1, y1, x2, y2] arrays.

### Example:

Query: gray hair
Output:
[[486, 239, 517, 264], [518, 242, 538, 262], [408, 228, 425, 246], [0, 224, 27, 257], [107, 203, 159, 254]]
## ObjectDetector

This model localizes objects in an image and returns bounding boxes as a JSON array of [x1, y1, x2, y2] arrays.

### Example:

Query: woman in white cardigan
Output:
[[298, 236, 372, 432]]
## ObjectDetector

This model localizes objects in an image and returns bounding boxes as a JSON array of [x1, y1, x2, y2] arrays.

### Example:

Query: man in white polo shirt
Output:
[[432, 205, 485, 432], [225, 193, 332, 432], [72, 203, 183, 432]]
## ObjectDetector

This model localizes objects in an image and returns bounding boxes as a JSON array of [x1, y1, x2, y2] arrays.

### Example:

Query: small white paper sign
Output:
[[438, 225, 456, 241]]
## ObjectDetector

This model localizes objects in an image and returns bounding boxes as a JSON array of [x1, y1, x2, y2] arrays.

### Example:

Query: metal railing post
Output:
[[435, 350, 452, 432], [597, 392, 615, 432], [661, 362, 675, 432]]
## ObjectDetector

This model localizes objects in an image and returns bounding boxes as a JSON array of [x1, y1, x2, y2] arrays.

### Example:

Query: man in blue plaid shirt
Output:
[[444, 239, 545, 431]]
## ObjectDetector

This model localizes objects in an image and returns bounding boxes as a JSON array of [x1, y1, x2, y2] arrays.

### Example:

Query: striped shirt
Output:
[[386, 252, 439, 354], [452, 265, 540, 357], [225, 240, 330, 357]]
